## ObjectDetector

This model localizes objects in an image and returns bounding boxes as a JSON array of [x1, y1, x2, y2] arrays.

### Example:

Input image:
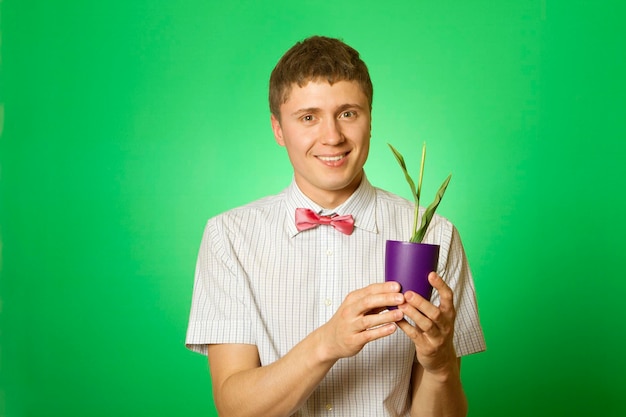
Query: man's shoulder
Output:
[[208, 192, 284, 227], [212, 192, 285, 223], [374, 187, 414, 209]]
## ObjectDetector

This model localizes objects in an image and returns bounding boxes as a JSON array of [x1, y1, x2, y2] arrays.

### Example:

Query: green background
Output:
[[1, 0, 625, 416]]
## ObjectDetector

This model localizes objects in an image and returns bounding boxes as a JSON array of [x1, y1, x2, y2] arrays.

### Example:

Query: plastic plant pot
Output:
[[385, 239, 439, 302]]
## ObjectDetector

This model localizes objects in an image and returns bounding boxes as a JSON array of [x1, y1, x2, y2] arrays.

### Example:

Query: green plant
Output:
[[388, 143, 452, 243]]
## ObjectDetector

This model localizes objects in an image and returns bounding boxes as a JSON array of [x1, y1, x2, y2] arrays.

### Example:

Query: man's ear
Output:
[[270, 114, 285, 146]]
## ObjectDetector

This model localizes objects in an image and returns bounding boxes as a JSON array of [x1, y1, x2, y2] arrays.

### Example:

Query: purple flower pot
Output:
[[385, 240, 440, 301]]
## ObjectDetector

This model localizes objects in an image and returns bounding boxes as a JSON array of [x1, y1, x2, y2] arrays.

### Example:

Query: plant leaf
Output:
[[387, 144, 419, 205], [411, 174, 452, 243], [417, 142, 426, 202]]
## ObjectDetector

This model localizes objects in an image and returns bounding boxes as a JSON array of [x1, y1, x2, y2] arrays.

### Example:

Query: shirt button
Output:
[[326, 249, 333, 256], [324, 298, 332, 306], [325, 403, 333, 411]]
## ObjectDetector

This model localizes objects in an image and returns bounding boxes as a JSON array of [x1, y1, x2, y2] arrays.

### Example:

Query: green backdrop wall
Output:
[[1, 1, 625, 416]]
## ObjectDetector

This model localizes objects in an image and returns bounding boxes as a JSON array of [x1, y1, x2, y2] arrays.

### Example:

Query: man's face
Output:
[[271, 80, 371, 208]]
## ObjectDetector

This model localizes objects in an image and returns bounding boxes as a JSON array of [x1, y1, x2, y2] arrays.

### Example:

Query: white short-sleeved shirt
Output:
[[186, 176, 486, 416]]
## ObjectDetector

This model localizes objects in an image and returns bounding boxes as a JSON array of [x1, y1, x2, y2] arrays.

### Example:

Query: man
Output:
[[186, 36, 485, 416]]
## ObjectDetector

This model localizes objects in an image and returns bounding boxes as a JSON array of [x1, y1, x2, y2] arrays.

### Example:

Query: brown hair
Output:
[[269, 36, 373, 119]]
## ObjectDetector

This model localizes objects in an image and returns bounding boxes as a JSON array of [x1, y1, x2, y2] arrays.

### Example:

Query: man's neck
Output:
[[295, 173, 364, 210]]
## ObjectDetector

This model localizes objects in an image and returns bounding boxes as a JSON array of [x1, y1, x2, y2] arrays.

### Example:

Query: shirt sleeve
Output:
[[185, 218, 255, 355], [433, 225, 487, 357]]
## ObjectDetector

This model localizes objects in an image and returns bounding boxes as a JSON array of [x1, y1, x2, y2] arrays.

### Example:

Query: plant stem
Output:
[[411, 143, 426, 242]]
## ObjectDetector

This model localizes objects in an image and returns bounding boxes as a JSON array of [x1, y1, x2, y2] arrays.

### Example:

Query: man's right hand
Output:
[[314, 281, 406, 363]]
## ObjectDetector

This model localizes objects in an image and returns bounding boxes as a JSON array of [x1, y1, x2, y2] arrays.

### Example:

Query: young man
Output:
[[186, 36, 485, 417]]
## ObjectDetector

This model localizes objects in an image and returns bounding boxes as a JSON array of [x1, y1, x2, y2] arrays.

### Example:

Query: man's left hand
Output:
[[396, 272, 458, 375]]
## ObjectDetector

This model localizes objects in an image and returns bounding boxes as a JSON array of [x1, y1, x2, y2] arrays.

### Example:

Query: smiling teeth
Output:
[[318, 155, 345, 162]]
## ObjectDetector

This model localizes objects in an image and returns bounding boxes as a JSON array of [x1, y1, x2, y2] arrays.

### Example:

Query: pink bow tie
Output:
[[295, 208, 355, 235]]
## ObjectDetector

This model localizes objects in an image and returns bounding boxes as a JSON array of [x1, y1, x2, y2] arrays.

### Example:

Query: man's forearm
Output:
[[410, 359, 468, 417], [211, 328, 336, 417]]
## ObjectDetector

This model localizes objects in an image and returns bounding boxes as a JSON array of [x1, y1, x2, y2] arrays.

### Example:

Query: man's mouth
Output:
[[317, 152, 348, 162]]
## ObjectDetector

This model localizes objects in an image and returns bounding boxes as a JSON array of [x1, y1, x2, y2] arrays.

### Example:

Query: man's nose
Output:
[[320, 118, 345, 145]]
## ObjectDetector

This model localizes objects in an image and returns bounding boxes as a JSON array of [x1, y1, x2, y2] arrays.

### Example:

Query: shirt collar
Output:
[[283, 175, 379, 237]]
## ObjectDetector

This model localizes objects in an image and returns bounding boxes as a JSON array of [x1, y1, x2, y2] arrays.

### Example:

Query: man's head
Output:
[[269, 36, 373, 121], [268, 36, 373, 208]]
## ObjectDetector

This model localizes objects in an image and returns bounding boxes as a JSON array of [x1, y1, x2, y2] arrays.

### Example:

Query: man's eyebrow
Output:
[[291, 103, 365, 117], [336, 103, 365, 112], [291, 107, 320, 117]]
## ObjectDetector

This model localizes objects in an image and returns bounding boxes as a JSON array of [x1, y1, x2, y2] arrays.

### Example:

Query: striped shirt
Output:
[[186, 176, 486, 416]]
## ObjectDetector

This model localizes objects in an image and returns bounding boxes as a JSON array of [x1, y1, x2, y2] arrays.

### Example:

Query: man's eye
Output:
[[302, 115, 314, 122], [340, 111, 356, 118]]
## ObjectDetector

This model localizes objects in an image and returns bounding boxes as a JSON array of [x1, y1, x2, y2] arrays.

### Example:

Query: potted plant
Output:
[[385, 143, 451, 301]]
